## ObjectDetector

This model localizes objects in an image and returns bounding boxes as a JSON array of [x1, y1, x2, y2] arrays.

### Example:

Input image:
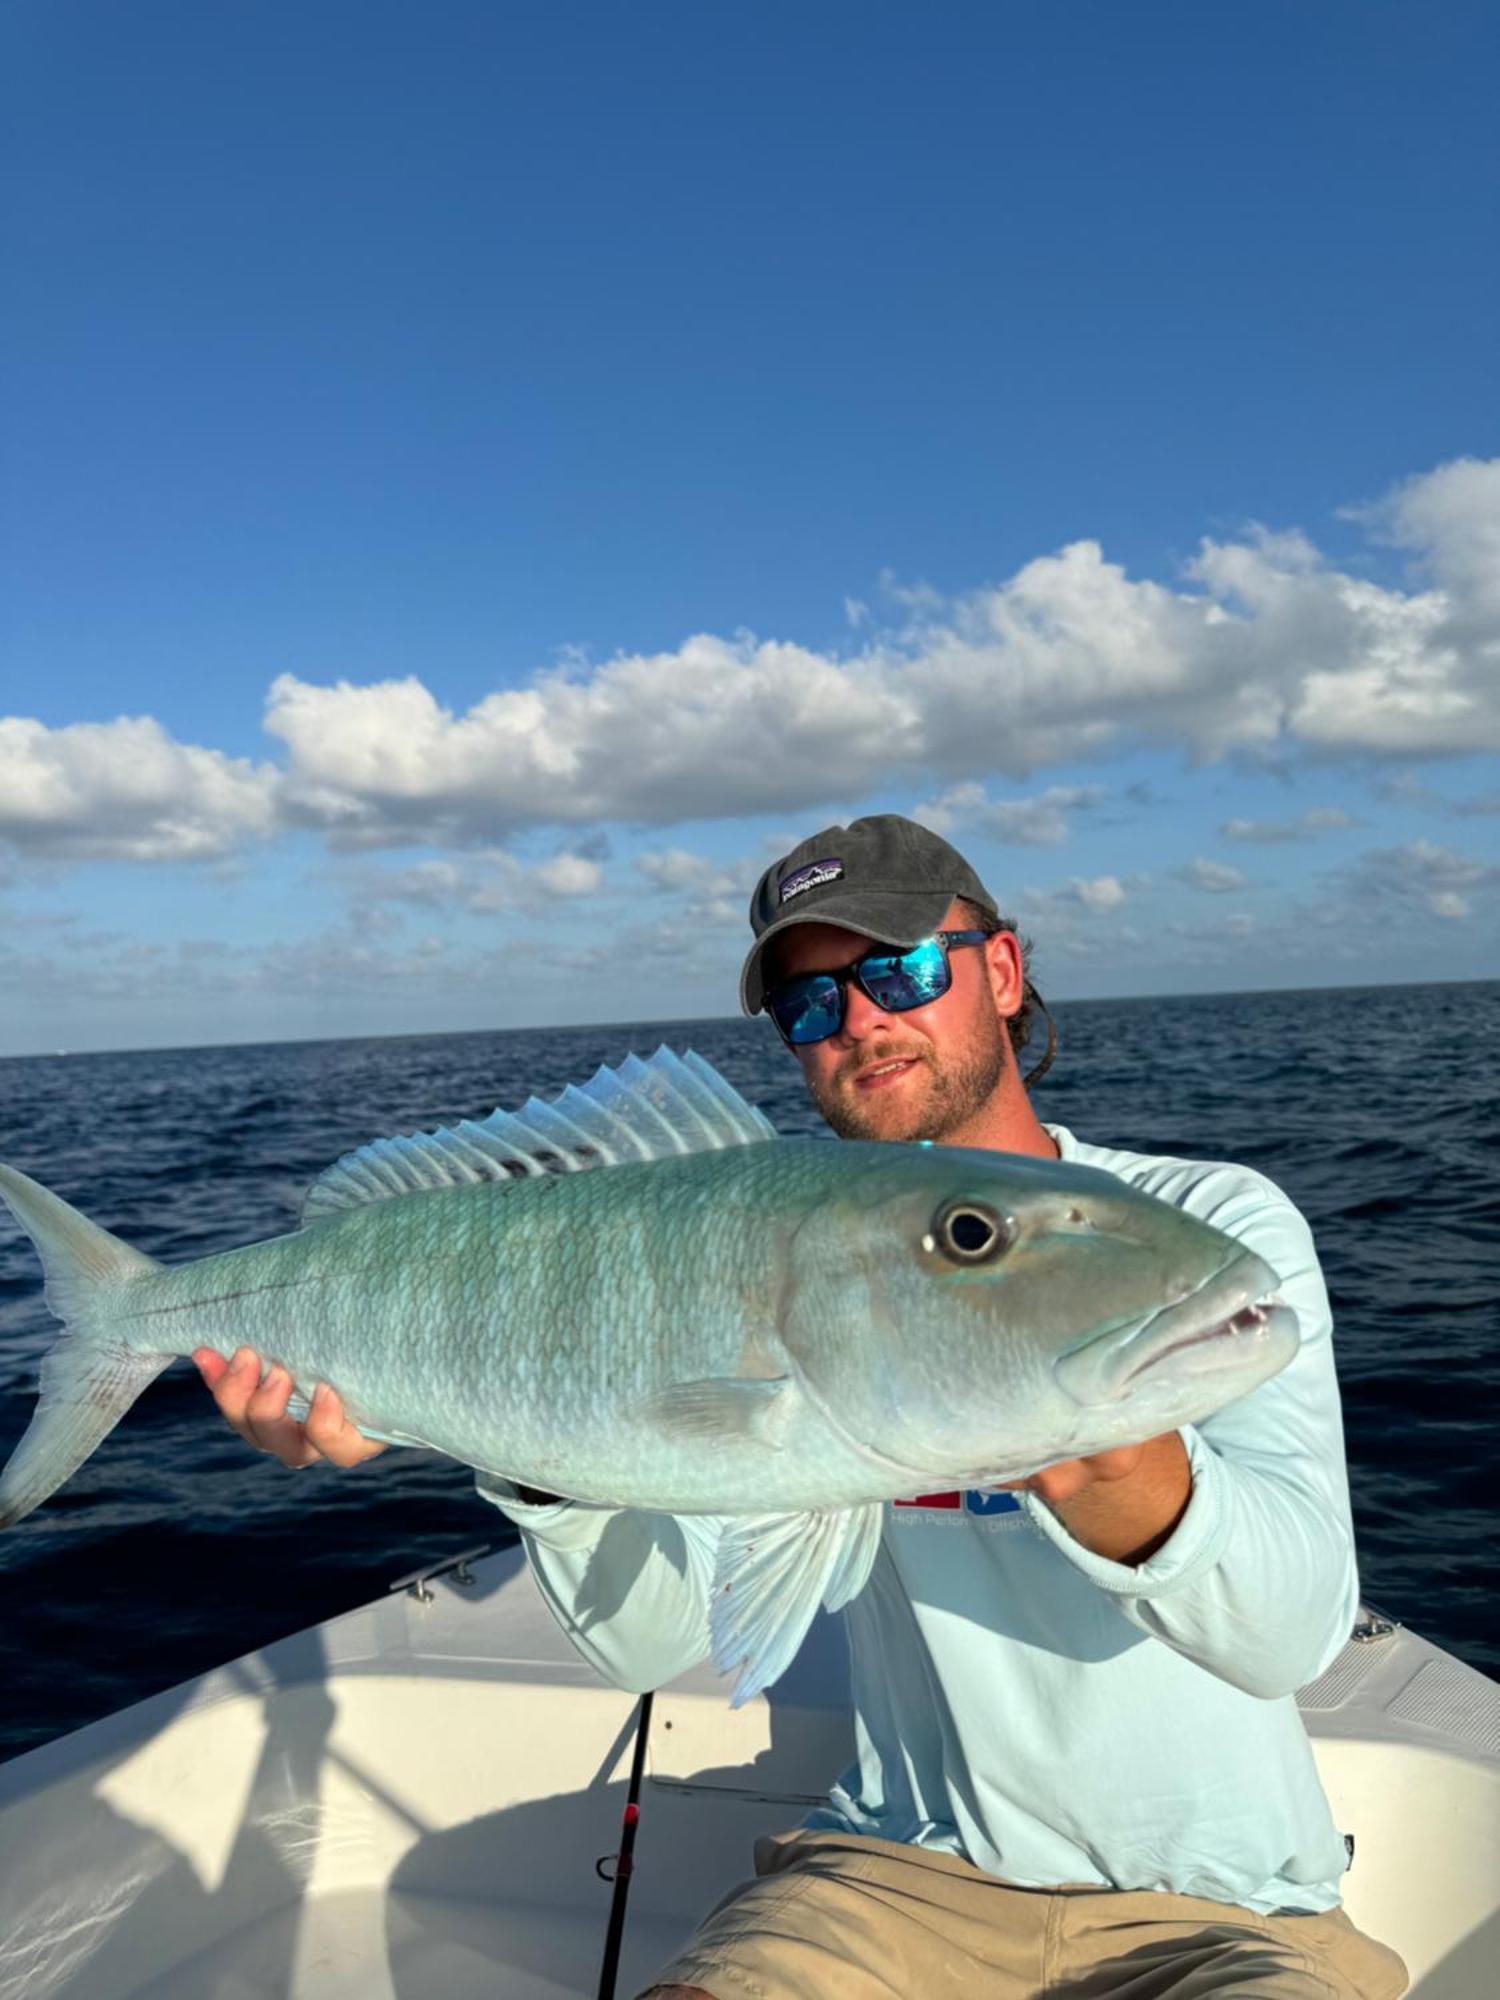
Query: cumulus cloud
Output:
[[636, 848, 745, 897], [1358, 456, 1500, 635], [1024, 875, 1128, 916], [914, 781, 1105, 845], [533, 852, 604, 897], [1163, 910, 1258, 949], [1178, 857, 1249, 893], [0, 716, 277, 861], [258, 456, 1498, 844], [263, 644, 920, 845], [1221, 807, 1357, 842], [633, 847, 760, 931], [6, 457, 1499, 871], [349, 847, 605, 916], [1334, 839, 1498, 923], [1070, 876, 1127, 913]]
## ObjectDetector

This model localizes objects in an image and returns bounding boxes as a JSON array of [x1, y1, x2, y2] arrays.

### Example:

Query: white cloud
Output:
[[264, 643, 920, 845], [260, 457, 1498, 844], [349, 847, 604, 916], [533, 852, 604, 897], [0, 715, 277, 861], [632, 848, 760, 937], [1360, 455, 1500, 634], [1039, 875, 1127, 914], [6, 457, 1499, 872], [1221, 807, 1357, 842], [1072, 876, 1126, 913], [914, 781, 1105, 845], [1335, 839, 1498, 923], [1179, 857, 1248, 893], [1222, 818, 1297, 843], [635, 848, 746, 897]]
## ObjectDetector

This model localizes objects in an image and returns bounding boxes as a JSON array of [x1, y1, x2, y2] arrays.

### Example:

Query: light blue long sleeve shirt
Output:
[[480, 1126, 1360, 1914]]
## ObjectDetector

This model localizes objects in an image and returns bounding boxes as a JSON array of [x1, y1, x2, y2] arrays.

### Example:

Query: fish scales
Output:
[[0, 1048, 1301, 1703], [101, 1144, 861, 1509]]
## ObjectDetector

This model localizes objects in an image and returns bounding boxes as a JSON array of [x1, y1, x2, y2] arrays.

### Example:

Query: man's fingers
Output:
[[241, 1364, 320, 1467], [245, 1361, 294, 1428], [202, 1346, 265, 1430], [305, 1384, 388, 1467], [193, 1347, 381, 1470]]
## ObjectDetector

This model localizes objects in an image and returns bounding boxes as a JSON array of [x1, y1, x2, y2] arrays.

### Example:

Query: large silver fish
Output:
[[0, 1049, 1297, 1700]]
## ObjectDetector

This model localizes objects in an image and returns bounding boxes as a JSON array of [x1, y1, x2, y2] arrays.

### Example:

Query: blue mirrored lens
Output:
[[768, 937, 956, 1045], [862, 937, 951, 1011], [770, 975, 844, 1045]]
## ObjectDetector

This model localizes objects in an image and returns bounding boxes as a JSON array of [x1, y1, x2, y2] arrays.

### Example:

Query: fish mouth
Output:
[[1055, 1252, 1295, 1406], [1117, 1296, 1291, 1387]]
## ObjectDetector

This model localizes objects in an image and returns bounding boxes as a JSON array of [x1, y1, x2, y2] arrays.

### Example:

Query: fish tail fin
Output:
[[0, 1163, 169, 1529]]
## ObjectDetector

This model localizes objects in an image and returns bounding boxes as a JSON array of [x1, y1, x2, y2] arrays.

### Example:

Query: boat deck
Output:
[[1, 1544, 1495, 1999]]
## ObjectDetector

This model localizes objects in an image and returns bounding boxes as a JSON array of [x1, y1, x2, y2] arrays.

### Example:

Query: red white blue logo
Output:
[[893, 1490, 1021, 1516]]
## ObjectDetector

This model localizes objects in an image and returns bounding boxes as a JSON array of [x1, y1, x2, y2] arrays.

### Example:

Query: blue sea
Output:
[[1, 983, 1496, 1763]]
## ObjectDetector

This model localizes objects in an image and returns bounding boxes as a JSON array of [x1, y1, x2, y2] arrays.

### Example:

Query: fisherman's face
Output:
[[770, 900, 1019, 1144]]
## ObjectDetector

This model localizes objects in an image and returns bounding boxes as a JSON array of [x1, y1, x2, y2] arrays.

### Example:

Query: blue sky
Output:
[[2, 0, 1497, 1055]]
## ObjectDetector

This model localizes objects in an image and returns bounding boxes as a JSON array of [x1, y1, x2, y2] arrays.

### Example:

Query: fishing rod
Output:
[[595, 1687, 655, 2000]]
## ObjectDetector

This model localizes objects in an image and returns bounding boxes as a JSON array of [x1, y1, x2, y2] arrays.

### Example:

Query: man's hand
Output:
[[1001, 1432, 1191, 1565], [193, 1347, 388, 1470]]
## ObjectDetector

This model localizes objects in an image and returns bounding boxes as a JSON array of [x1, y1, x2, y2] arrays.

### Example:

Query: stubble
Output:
[[808, 1012, 1009, 1144]]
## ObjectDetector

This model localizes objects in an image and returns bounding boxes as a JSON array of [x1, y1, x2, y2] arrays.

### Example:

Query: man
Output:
[[198, 815, 1406, 1999]]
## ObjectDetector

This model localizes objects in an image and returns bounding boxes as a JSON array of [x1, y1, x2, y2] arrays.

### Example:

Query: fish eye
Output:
[[931, 1200, 1011, 1264]]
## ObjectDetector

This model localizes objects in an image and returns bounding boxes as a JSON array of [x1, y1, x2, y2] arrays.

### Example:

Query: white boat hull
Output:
[[1, 1545, 1495, 1998]]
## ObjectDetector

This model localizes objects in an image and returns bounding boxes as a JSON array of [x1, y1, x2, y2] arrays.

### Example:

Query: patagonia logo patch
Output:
[[779, 857, 843, 903]]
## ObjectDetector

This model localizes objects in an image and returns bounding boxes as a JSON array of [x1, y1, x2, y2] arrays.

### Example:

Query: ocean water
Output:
[[0, 982, 1495, 1762]]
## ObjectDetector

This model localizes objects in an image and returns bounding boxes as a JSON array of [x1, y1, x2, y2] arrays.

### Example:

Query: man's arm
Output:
[[1014, 1187, 1360, 1698], [476, 1479, 720, 1692]]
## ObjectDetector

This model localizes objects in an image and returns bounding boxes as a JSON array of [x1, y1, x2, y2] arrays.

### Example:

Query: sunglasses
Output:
[[765, 930, 993, 1047]]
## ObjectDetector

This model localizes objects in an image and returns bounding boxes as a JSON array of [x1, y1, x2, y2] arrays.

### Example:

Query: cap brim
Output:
[[739, 889, 957, 1014]]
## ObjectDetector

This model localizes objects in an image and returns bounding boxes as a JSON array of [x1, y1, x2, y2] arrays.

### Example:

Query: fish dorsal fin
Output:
[[301, 1046, 777, 1222]]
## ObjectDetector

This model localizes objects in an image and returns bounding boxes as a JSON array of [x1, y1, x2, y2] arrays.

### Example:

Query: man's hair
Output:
[[955, 897, 1054, 1080]]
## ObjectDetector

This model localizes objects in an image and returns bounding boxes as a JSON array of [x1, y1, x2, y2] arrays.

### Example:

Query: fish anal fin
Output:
[[711, 1503, 884, 1706]]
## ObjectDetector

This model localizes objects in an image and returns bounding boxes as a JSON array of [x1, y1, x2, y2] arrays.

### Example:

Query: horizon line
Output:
[[2, 970, 1495, 1064]]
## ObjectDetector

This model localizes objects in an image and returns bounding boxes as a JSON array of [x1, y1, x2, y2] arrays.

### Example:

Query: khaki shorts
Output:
[[641, 1829, 1408, 2000]]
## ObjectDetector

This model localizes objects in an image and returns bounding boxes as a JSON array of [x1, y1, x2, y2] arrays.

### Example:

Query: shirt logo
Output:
[[892, 1489, 1021, 1516], [779, 857, 844, 903]]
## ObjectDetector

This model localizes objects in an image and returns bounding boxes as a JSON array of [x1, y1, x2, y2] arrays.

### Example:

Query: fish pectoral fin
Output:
[[638, 1375, 794, 1446], [711, 1503, 883, 1707]]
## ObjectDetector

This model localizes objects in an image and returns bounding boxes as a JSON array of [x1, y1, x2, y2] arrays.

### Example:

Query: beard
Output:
[[808, 1009, 1010, 1143]]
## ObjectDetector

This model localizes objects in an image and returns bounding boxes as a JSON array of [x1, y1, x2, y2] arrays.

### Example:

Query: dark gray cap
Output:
[[740, 813, 999, 1014]]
